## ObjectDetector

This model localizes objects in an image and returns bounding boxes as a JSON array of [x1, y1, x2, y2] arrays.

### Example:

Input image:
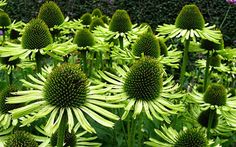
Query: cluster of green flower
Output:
[[0, 1, 235, 147]]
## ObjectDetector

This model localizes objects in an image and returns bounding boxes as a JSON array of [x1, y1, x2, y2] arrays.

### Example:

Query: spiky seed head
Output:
[[200, 39, 224, 51], [175, 4, 205, 30], [175, 128, 208, 147], [204, 83, 227, 106], [197, 109, 218, 129], [80, 13, 92, 25], [158, 37, 168, 56], [0, 11, 11, 26], [43, 64, 88, 108], [132, 32, 160, 58], [92, 8, 102, 17], [124, 57, 163, 101], [0, 86, 21, 114], [38, 1, 64, 28], [0, 56, 21, 66], [51, 129, 76, 147], [4, 131, 38, 147], [89, 18, 105, 31], [10, 29, 20, 40], [21, 19, 53, 49], [209, 53, 221, 67], [109, 9, 132, 33], [73, 29, 95, 48], [101, 15, 109, 24]]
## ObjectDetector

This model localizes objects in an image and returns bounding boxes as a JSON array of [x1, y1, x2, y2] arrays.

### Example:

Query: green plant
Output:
[[80, 12, 92, 26], [38, 1, 64, 28]]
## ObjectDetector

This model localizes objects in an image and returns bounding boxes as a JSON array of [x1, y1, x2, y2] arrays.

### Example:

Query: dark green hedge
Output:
[[3, 0, 236, 46]]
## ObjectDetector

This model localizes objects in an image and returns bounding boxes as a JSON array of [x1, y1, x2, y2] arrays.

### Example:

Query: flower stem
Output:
[[179, 39, 190, 90], [119, 36, 124, 50], [137, 113, 143, 147], [35, 52, 42, 73], [81, 50, 88, 75], [207, 109, 214, 139], [56, 113, 67, 147], [127, 114, 135, 147], [204, 51, 210, 91], [9, 67, 13, 85]]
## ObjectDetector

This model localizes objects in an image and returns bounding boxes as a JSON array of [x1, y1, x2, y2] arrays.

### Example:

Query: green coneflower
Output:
[[22, 19, 52, 50], [89, 18, 105, 31], [189, 84, 236, 128], [38, 1, 64, 28], [145, 126, 210, 147], [197, 109, 218, 129], [101, 15, 109, 24], [80, 13, 92, 26], [200, 39, 224, 51], [73, 29, 95, 48], [4, 131, 38, 147], [157, 4, 221, 43], [204, 84, 227, 106], [109, 9, 132, 33], [132, 32, 160, 58], [7, 64, 123, 135], [98, 57, 184, 121], [183, 104, 234, 137], [209, 53, 222, 67], [158, 4, 222, 89], [0, 86, 20, 129], [0, 10, 11, 45], [0, 10, 11, 27], [92, 8, 102, 17]]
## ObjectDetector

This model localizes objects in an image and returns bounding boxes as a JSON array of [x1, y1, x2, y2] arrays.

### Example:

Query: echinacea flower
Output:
[[35, 123, 102, 147], [145, 126, 213, 147], [98, 57, 184, 122], [6, 64, 123, 135], [157, 4, 222, 43], [188, 83, 236, 127], [4, 131, 38, 147]]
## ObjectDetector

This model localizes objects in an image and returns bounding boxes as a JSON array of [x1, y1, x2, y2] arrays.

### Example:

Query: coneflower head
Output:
[[92, 8, 102, 17], [197, 109, 218, 129], [73, 29, 95, 48], [204, 84, 227, 106], [0, 11, 11, 26], [80, 13, 92, 25]]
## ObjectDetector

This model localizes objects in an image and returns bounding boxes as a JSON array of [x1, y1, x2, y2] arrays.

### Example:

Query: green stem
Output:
[[88, 52, 95, 77], [119, 36, 124, 50], [179, 39, 190, 90], [109, 47, 113, 68], [219, 5, 231, 29], [99, 51, 103, 70], [35, 52, 42, 73], [56, 113, 67, 147], [128, 115, 135, 147], [81, 50, 88, 75], [207, 109, 214, 139], [137, 113, 143, 147], [204, 51, 210, 91]]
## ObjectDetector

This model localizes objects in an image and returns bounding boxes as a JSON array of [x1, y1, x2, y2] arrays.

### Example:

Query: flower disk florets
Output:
[[21, 19, 53, 49], [175, 4, 205, 30], [109, 9, 132, 33], [5, 131, 38, 147], [204, 84, 227, 106], [132, 32, 160, 58], [124, 57, 163, 101], [80, 13, 92, 26], [43, 64, 88, 108], [0, 11, 11, 26], [73, 29, 95, 48], [38, 1, 64, 28], [174, 129, 207, 147]]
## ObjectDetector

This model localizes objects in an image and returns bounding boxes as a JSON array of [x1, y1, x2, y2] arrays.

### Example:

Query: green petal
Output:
[[85, 103, 119, 120], [73, 108, 95, 133], [81, 106, 115, 128], [10, 101, 45, 119]]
